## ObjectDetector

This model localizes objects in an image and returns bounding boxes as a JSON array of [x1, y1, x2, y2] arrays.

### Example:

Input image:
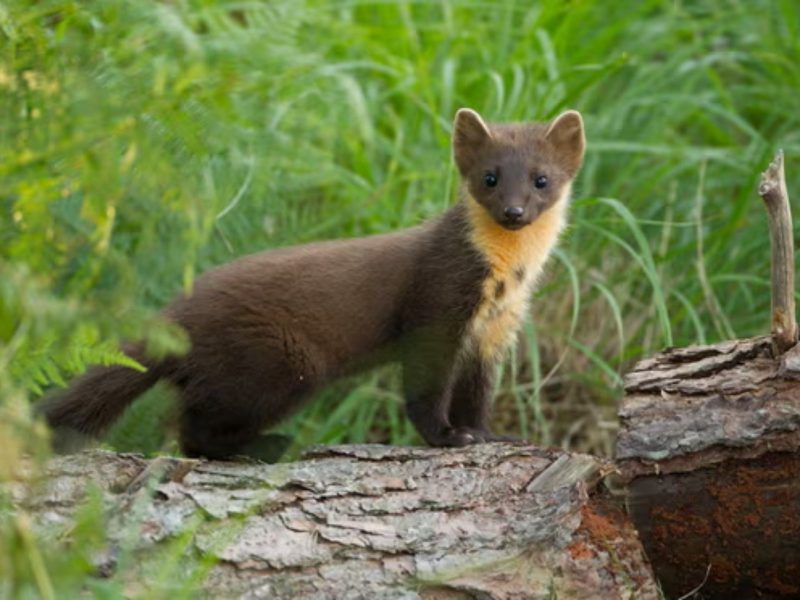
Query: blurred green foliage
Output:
[[1, 0, 799, 594]]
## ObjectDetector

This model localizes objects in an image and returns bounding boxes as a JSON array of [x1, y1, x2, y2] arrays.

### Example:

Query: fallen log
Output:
[[616, 152, 800, 598], [11, 444, 658, 599], [618, 336, 800, 598]]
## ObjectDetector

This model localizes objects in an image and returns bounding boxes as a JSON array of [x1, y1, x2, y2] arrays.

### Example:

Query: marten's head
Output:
[[453, 108, 585, 231]]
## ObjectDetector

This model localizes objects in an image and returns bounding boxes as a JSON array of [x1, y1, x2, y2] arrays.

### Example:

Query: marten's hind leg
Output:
[[179, 402, 262, 459], [176, 335, 321, 460], [178, 381, 309, 460]]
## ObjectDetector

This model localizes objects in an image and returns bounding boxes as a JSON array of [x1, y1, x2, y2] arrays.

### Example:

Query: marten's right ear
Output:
[[546, 110, 585, 177], [453, 108, 492, 175]]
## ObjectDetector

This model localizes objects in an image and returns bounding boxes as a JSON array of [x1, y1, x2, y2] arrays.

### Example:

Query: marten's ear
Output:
[[453, 108, 492, 175], [546, 110, 585, 177]]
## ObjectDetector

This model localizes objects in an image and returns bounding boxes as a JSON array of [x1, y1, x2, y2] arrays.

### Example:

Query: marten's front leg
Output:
[[449, 355, 518, 442], [449, 355, 493, 433], [402, 330, 476, 446]]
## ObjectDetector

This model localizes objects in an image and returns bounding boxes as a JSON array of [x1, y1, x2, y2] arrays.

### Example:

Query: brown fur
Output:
[[40, 108, 585, 459]]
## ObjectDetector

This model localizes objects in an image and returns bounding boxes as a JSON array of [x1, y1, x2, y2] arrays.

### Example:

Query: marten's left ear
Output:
[[546, 110, 585, 177], [453, 108, 492, 175]]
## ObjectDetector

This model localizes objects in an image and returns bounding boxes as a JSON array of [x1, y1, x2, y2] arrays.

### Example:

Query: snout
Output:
[[501, 205, 527, 230]]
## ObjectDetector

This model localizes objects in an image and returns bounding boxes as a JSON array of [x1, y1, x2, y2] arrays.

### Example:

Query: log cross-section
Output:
[[617, 337, 800, 598]]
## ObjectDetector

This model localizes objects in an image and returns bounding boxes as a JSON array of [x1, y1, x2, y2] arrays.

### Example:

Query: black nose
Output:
[[504, 206, 524, 221]]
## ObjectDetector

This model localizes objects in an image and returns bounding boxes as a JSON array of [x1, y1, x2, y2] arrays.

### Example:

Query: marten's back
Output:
[[166, 225, 429, 377]]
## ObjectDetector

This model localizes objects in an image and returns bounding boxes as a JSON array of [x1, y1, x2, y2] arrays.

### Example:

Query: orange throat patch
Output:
[[465, 190, 569, 361]]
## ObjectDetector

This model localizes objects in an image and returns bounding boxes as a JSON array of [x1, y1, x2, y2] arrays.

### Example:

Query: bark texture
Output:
[[10, 444, 658, 599], [618, 336, 800, 598]]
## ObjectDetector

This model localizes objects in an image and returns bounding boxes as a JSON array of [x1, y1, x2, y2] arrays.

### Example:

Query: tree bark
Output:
[[11, 444, 658, 599], [617, 336, 800, 598]]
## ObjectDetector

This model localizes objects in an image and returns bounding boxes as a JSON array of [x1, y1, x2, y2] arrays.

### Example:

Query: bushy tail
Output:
[[38, 346, 172, 442]]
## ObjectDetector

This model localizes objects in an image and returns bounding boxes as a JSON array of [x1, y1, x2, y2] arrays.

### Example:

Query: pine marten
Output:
[[41, 108, 585, 459]]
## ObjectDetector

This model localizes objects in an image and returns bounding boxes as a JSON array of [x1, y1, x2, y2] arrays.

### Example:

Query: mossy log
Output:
[[11, 444, 658, 599]]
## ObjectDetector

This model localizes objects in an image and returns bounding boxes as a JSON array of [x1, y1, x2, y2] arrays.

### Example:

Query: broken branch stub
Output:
[[759, 150, 797, 352]]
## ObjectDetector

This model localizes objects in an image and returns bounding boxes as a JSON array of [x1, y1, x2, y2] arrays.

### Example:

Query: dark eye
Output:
[[534, 175, 548, 189], [484, 173, 498, 188]]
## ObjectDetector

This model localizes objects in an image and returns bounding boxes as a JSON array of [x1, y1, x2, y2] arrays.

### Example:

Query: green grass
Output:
[[1, 0, 799, 593]]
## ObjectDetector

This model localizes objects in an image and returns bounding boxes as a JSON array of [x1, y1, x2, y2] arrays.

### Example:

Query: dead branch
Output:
[[759, 150, 797, 352]]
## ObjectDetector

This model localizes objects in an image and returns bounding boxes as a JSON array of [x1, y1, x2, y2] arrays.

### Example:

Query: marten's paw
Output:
[[429, 427, 523, 446], [425, 424, 529, 447], [424, 427, 477, 447]]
